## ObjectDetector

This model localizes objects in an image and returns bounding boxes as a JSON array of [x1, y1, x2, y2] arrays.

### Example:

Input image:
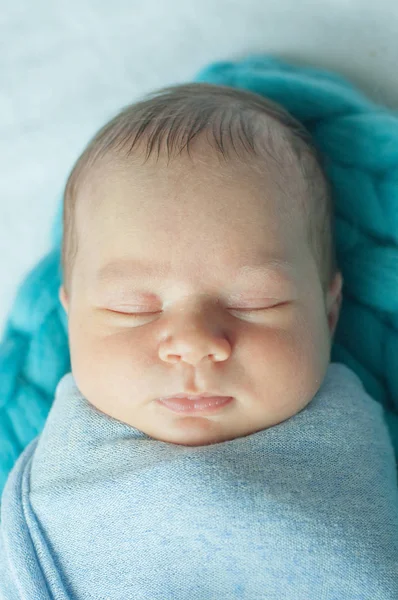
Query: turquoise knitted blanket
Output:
[[0, 54, 398, 502]]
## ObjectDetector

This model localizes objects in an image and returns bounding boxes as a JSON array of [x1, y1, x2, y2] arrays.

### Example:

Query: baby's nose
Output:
[[158, 316, 231, 365]]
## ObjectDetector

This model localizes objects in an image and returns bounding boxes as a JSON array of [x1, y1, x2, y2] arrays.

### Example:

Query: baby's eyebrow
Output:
[[94, 258, 295, 286]]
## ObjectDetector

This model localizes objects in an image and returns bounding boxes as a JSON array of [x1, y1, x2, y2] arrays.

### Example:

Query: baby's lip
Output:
[[158, 392, 228, 401], [156, 395, 234, 414]]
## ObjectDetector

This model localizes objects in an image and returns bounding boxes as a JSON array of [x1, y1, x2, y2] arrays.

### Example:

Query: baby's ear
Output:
[[327, 271, 343, 338], [58, 285, 69, 314]]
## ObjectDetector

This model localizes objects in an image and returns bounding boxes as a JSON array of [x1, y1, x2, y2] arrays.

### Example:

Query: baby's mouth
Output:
[[156, 395, 234, 414]]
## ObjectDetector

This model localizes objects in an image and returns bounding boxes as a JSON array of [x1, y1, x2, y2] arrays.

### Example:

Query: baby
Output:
[[1, 82, 397, 599], [58, 81, 344, 448]]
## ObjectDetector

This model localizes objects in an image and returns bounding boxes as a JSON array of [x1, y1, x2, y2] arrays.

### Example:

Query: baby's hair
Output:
[[62, 82, 338, 299]]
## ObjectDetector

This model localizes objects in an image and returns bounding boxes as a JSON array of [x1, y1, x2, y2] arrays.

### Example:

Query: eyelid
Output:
[[108, 309, 157, 316], [109, 302, 284, 316], [108, 296, 283, 311]]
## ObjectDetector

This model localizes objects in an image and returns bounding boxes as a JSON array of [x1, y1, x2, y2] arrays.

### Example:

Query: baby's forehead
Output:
[[85, 142, 303, 200], [76, 131, 309, 244]]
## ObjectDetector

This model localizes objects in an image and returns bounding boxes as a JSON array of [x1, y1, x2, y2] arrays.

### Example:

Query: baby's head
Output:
[[59, 82, 343, 446]]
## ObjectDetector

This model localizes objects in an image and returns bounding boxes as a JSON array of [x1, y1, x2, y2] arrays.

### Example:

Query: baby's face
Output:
[[60, 143, 342, 446]]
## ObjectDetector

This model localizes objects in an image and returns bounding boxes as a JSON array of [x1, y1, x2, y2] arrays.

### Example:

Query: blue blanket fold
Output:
[[1, 362, 397, 599]]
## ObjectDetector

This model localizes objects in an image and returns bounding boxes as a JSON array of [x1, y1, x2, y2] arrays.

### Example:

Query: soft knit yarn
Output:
[[0, 54, 398, 498]]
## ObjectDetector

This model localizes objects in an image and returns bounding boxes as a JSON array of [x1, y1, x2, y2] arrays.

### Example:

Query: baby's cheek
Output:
[[284, 310, 330, 402], [267, 313, 325, 394], [86, 330, 144, 371], [67, 314, 128, 383]]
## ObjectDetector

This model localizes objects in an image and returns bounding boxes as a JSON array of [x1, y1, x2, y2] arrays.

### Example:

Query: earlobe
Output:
[[328, 293, 341, 339], [327, 271, 343, 338], [59, 286, 69, 314]]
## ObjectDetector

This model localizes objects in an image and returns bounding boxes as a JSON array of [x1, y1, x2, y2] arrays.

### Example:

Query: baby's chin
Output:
[[146, 426, 248, 447], [135, 411, 284, 447]]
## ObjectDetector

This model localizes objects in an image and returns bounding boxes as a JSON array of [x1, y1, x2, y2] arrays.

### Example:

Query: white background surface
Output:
[[1, 0, 397, 336]]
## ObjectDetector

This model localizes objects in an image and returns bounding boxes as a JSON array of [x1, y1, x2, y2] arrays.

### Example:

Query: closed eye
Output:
[[107, 310, 159, 317], [229, 302, 287, 314], [108, 302, 285, 317]]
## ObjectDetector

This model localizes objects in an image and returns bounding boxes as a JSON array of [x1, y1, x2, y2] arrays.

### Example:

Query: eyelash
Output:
[[110, 304, 281, 317]]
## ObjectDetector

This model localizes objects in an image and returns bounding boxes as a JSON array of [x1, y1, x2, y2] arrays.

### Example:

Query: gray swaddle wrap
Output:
[[1, 361, 398, 599]]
